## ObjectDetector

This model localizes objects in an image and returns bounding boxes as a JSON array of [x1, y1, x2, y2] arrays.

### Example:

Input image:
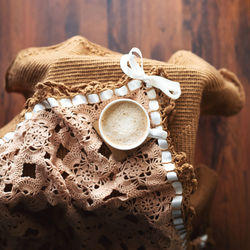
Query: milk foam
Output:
[[100, 101, 148, 147]]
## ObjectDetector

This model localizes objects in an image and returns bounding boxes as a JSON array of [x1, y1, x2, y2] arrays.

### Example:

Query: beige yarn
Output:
[[0, 84, 196, 249], [0, 36, 245, 249]]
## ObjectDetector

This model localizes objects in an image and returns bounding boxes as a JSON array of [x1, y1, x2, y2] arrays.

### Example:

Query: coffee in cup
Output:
[[99, 99, 167, 150], [100, 100, 148, 149]]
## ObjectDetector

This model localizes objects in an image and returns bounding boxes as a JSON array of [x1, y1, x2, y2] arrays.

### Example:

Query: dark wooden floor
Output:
[[0, 0, 249, 249]]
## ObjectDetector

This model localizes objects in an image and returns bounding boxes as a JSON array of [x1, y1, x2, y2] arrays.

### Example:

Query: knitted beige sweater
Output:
[[0, 36, 245, 250]]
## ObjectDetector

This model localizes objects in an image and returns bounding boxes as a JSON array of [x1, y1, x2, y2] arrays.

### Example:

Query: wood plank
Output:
[[0, 0, 249, 249]]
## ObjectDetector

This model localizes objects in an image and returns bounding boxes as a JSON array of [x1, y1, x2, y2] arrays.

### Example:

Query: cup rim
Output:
[[99, 98, 150, 150]]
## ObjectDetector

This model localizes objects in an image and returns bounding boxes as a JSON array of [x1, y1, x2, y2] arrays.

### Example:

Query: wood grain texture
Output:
[[0, 0, 249, 249]]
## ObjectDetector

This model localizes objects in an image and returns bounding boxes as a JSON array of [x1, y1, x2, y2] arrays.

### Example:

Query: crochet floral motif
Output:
[[0, 83, 195, 249]]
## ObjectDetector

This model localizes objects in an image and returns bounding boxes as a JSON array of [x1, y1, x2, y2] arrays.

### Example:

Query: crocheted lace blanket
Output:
[[0, 80, 196, 249]]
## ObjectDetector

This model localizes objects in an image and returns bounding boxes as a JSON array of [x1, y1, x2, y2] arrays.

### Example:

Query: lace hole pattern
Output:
[[0, 79, 187, 248]]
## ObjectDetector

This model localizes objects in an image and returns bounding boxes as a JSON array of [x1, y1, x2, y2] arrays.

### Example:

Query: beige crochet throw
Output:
[[0, 36, 245, 250]]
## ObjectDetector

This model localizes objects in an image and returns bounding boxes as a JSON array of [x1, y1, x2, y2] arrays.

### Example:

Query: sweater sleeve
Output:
[[168, 50, 245, 116]]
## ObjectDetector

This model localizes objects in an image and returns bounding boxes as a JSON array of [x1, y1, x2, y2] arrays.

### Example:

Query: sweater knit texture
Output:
[[0, 36, 245, 250]]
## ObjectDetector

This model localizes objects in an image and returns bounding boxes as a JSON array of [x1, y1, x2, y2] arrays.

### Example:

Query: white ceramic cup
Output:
[[99, 98, 167, 150]]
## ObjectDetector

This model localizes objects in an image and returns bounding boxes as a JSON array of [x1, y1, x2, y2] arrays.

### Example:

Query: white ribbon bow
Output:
[[120, 47, 181, 100]]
